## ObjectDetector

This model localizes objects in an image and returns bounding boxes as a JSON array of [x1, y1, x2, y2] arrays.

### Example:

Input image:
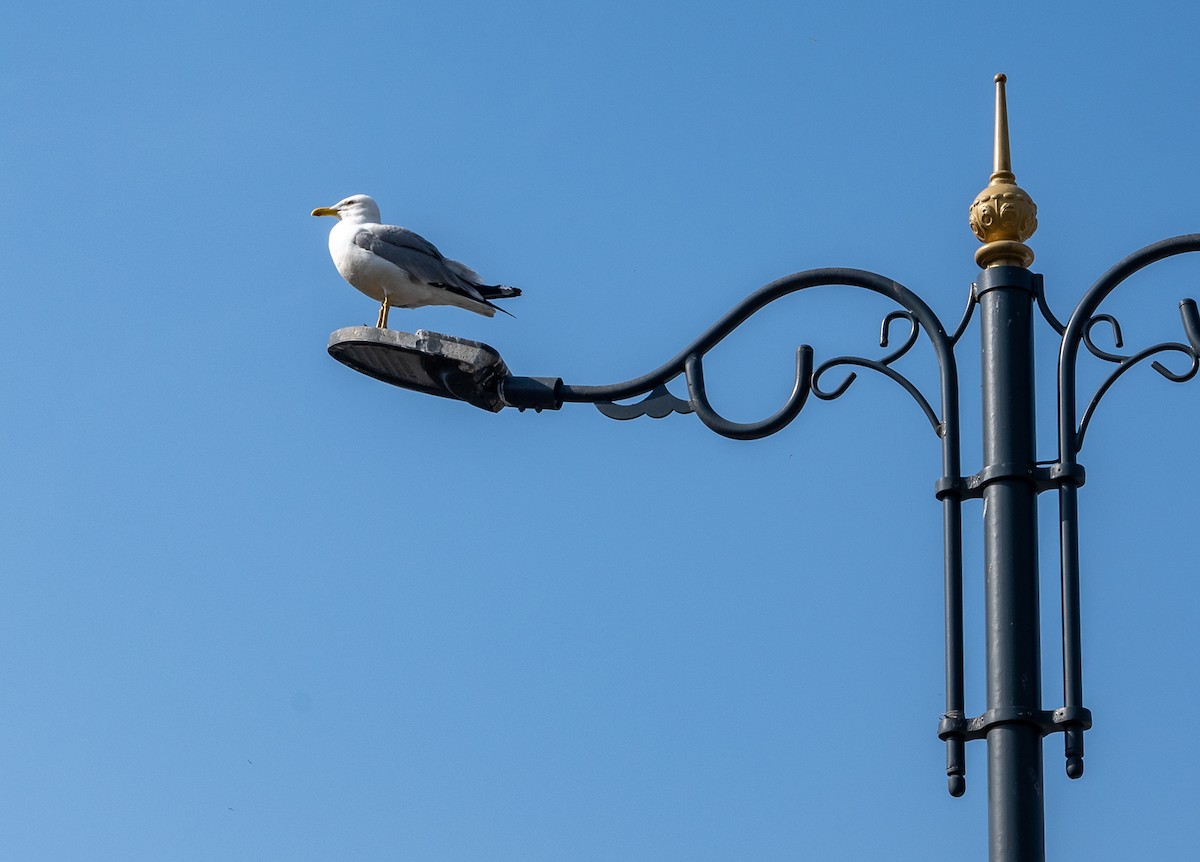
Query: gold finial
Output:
[[969, 73, 1038, 268]]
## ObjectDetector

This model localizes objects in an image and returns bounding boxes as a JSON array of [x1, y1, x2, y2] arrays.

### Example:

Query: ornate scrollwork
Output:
[[683, 347, 813, 441], [572, 269, 960, 445], [595, 385, 692, 421], [1058, 236, 1200, 456], [1073, 310, 1200, 450], [1081, 313, 1126, 362], [808, 310, 942, 433], [594, 306, 940, 441]]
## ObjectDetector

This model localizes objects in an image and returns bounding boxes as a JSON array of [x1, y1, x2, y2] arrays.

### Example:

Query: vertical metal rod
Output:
[[978, 265, 1045, 862], [1059, 483, 1085, 776], [943, 496, 967, 796]]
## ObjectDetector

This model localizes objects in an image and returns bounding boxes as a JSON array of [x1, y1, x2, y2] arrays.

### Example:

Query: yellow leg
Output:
[[376, 296, 391, 329]]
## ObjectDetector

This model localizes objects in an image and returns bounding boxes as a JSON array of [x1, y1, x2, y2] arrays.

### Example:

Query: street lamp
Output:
[[327, 75, 1200, 862]]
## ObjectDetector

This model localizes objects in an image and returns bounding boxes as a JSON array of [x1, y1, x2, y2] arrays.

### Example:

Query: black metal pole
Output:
[[978, 265, 1045, 862]]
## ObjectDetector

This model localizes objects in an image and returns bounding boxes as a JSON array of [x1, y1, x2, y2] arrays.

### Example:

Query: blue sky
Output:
[[3, 2, 1199, 859]]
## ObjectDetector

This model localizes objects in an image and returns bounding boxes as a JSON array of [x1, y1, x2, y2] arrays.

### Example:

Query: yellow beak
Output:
[[311, 206, 339, 217]]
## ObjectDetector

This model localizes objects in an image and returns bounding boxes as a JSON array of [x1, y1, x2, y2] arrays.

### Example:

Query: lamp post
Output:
[[326, 75, 1200, 862]]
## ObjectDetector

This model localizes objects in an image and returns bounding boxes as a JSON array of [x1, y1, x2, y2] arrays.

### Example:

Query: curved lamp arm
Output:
[[558, 268, 959, 442], [556, 265, 971, 796], [1053, 233, 1200, 780]]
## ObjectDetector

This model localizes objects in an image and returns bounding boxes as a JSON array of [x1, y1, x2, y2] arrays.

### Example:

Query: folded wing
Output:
[[353, 225, 521, 308]]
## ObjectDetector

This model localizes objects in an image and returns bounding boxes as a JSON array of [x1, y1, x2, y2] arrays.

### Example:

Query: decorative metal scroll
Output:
[[1074, 310, 1200, 449], [595, 384, 693, 420], [562, 268, 960, 445], [810, 310, 940, 431], [1058, 235, 1200, 457]]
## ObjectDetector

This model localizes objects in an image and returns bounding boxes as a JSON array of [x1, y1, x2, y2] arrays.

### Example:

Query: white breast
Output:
[[327, 221, 436, 308]]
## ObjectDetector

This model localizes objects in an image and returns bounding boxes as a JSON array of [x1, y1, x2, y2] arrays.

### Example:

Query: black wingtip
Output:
[[480, 284, 521, 300]]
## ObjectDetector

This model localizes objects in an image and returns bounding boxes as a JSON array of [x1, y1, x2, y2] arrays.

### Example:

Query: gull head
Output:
[[310, 194, 381, 225]]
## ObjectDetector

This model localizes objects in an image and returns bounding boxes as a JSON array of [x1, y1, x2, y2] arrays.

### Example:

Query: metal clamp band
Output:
[[938, 705, 1093, 743], [935, 462, 1086, 500]]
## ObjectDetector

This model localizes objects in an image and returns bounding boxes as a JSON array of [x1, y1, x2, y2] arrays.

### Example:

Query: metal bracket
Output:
[[934, 462, 1086, 501], [938, 706, 1092, 743], [594, 384, 693, 420]]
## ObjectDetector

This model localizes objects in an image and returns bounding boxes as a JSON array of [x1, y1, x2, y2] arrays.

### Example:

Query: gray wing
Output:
[[353, 226, 490, 305]]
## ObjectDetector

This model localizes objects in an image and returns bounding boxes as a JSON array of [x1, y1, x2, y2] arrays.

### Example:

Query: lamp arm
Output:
[[558, 268, 959, 445], [549, 267, 973, 795], [1053, 233, 1200, 783]]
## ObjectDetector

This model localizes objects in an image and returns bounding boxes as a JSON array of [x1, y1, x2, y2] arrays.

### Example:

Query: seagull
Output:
[[311, 194, 520, 328]]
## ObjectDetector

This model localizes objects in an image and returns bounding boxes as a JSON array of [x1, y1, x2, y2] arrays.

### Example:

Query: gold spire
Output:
[[969, 73, 1038, 268]]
